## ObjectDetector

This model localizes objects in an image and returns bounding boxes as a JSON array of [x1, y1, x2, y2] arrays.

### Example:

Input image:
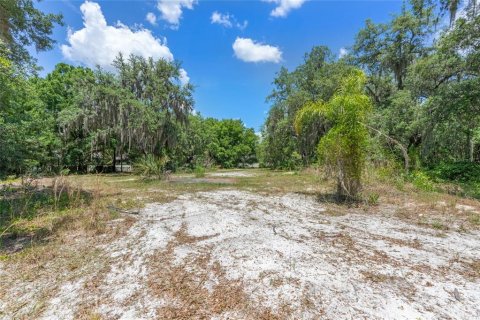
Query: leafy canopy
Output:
[[0, 0, 63, 71]]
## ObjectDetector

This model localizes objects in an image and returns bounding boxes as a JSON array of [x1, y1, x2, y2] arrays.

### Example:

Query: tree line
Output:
[[0, 1, 257, 177], [260, 0, 479, 178], [2, 0, 479, 198]]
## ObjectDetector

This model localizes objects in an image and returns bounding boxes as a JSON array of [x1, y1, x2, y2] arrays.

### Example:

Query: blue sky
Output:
[[36, 0, 403, 130]]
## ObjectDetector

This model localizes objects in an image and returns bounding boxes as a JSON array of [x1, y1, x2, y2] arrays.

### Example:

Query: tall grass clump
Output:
[[1, 175, 90, 244], [194, 166, 206, 178]]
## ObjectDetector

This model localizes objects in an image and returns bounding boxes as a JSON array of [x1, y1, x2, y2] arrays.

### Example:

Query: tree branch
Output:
[[361, 122, 410, 172]]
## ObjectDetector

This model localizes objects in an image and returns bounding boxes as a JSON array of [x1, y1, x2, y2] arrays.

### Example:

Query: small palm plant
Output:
[[134, 155, 170, 179], [295, 69, 372, 199]]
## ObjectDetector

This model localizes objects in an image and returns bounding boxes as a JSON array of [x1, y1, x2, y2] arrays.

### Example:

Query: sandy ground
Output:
[[207, 171, 257, 178], [2, 190, 480, 319]]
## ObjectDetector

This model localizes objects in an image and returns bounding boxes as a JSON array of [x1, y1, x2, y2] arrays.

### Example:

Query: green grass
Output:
[[0, 183, 91, 240], [468, 213, 480, 226], [431, 220, 447, 230], [194, 166, 206, 178]]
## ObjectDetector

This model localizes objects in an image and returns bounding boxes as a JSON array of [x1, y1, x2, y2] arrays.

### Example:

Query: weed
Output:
[[365, 192, 380, 206], [431, 220, 447, 230], [194, 166, 206, 178], [466, 260, 480, 278], [1, 178, 90, 244], [411, 171, 436, 192], [430, 162, 480, 183], [394, 178, 406, 191], [468, 213, 480, 226]]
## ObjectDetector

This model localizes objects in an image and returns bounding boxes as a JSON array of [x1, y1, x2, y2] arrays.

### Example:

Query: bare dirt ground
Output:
[[1, 171, 480, 319]]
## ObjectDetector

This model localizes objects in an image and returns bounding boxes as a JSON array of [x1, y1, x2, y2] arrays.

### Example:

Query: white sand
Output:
[[207, 171, 256, 178], [2, 190, 480, 319]]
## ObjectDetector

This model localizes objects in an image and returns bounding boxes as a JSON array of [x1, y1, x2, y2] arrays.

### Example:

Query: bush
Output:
[[430, 162, 480, 182], [411, 171, 436, 192], [134, 155, 169, 179]]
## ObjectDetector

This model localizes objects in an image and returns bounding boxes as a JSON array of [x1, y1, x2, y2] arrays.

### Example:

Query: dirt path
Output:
[[2, 189, 480, 319]]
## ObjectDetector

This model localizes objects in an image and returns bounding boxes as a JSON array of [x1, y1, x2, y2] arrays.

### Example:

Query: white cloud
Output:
[[146, 12, 157, 25], [237, 20, 248, 30], [211, 11, 248, 30], [339, 47, 348, 58], [156, 0, 196, 28], [211, 11, 232, 28], [232, 37, 282, 63], [264, 0, 307, 17], [179, 68, 190, 85], [61, 1, 174, 71]]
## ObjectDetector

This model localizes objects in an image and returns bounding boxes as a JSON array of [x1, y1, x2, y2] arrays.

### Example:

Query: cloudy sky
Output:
[[36, 0, 402, 130]]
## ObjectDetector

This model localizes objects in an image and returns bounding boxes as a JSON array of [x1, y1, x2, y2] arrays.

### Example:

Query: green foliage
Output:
[[296, 70, 372, 198], [194, 166, 206, 178], [429, 162, 480, 182], [173, 115, 258, 169], [0, 54, 60, 176], [377, 90, 423, 149], [134, 155, 170, 179], [0, 178, 90, 238], [374, 159, 406, 191], [57, 54, 194, 170], [206, 119, 258, 168], [259, 115, 300, 169], [353, 0, 436, 90], [411, 171, 436, 192], [3, 0, 480, 199], [348, 0, 480, 172], [365, 192, 380, 206], [0, 0, 261, 178], [0, 0, 63, 71], [261, 47, 355, 169]]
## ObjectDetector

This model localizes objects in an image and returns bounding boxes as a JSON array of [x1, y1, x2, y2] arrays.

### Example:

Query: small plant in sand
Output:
[[365, 192, 380, 206], [194, 166, 206, 178]]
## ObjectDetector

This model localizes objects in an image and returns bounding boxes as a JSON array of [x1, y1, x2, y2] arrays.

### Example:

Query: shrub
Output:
[[411, 171, 436, 192], [134, 155, 169, 179], [430, 162, 480, 182]]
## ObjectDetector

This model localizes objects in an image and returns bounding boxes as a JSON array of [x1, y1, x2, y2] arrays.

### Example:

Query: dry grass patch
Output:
[[361, 271, 398, 283], [465, 260, 480, 278], [147, 223, 283, 319], [2, 169, 480, 318]]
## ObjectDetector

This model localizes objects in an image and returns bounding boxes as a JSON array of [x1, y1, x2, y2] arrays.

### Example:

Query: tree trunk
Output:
[[465, 130, 474, 162], [119, 145, 123, 173], [469, 138, 475, 162], [112, 146, 116, 173]]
